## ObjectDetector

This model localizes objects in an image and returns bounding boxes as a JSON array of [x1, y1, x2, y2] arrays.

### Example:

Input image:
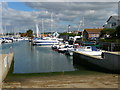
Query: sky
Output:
[[0, 1, 119, 33]]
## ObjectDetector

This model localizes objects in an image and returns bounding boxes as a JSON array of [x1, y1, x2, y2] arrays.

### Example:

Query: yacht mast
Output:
[[51, 12, 53, 34], [42, 19, 44, 37], [36, 24, 39, 37], [82, 17, 84, 41]]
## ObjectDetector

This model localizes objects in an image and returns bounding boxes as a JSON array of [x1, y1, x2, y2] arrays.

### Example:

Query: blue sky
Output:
[[8, 2, 35, 11]]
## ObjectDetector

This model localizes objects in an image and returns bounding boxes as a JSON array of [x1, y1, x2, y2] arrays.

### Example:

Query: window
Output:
[[112, 22, 116, 26]]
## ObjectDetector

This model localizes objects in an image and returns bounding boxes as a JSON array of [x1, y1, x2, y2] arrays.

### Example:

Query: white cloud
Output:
[[26, 2, 118, 22], [1, 2, 119, 33], [1, 0, 120, 2]]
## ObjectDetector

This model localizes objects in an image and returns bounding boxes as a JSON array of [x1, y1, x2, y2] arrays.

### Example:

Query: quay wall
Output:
[[103, 52, 120, 71], [0, 54, 2, 89], [73, 51, 120, 73], [0, 53, 14, 88], [2, 53, 14, 81]]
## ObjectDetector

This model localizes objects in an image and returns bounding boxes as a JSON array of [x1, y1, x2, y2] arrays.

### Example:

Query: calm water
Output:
[[1, 41, 75, 73]]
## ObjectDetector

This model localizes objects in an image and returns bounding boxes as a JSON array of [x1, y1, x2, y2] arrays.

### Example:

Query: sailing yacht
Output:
[[32, 31, 59, 46], [32, 36, 59, 46], [33, 14, 60, 46]]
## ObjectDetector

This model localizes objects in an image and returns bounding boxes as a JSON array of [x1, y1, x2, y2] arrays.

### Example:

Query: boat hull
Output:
[[33, 41, 59, 46]]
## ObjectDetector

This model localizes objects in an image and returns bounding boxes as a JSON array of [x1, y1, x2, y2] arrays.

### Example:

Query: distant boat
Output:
[[51, 41, 68, 50], [32, 36, 59, 46], [67, 43, 79, 55], [2, 37, 13, 43], [0, 38, 2, 44], [33, 13, 62, 46], [58, 45, 73, 53]]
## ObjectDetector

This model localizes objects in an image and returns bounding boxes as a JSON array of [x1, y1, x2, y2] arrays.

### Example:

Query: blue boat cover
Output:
[[91, 46, 97, 51]]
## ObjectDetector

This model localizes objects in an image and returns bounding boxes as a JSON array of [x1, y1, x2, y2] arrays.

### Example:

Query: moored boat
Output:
[[32, 37, 59, 46], [2, 38, 13, 43], [0, 39, 2, 44], [58, 45, 73, 53], [68, 45, 102, 56]]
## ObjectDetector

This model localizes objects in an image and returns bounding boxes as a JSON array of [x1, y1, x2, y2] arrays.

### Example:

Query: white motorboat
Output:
[[67, 43, 80, 55], [32, 37, 59, 46], [51, 41, 69, 50], [58, 45, 73, 53], [68, 46, 102, 56]]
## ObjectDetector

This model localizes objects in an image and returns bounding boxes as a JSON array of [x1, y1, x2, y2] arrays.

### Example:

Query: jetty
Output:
[[73, 51, 120, 73], [0, 53, 14, 89]]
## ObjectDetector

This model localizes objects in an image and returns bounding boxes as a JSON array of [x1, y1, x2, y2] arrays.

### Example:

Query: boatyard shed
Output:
[[83, 28, 103, 40]]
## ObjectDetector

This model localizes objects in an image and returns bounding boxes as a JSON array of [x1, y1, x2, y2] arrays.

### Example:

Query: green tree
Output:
[[59, 32, 76, 37], [26, 29, 33, 37], [115, 26, 120, 38], [20, 33, 27, 37], [100, 28, 116, 38]]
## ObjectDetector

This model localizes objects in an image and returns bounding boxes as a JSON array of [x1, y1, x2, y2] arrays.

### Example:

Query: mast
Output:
[[51, 12, 53, 34], [4, 25, 7, 37], [77, 21, 82, 36], [82, 17, 84, 41], [42, 19, 44, 37], [36, 24, 39, 37]]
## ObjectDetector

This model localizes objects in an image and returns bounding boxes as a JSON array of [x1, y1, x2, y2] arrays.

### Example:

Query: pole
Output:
[[36, 24, 39, 37], [42, 19, 44, 37], [82, 17, 84, 41], [51, 12, 53, 34]]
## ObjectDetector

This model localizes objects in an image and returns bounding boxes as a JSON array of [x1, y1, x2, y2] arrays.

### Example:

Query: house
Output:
[[103, 16, 120, 29], [83, 28, 103, 40]]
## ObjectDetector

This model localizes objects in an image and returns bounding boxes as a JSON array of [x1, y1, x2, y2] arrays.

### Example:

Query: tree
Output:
[[59, 32, 76, 37], [26, 29, 33, 37], [100, 28, 116, 38], [20, 33, 27, 37], [115, 26, 120, 38]]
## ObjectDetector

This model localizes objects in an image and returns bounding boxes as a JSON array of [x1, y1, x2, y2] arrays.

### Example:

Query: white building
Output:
[[103, 16, 120, 29]]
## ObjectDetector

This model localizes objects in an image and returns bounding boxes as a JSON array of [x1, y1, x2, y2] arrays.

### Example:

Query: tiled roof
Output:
[[84, 29, 103, 33]]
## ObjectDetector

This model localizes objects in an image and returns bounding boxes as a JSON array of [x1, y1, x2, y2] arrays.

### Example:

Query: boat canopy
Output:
[[91, 46, 98, 51]]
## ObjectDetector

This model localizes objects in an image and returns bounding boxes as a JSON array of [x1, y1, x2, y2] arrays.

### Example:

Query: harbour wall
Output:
[[0, 53, 14, 89], [73, 51, 120, 73]]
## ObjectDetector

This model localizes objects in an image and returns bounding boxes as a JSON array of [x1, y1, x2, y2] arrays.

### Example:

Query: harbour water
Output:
[[1, 41, 107, 74], [1, 41, 75, 73]]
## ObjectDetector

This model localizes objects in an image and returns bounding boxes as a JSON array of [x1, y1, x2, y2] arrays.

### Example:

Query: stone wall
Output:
[[0, 53, 14, 89]]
